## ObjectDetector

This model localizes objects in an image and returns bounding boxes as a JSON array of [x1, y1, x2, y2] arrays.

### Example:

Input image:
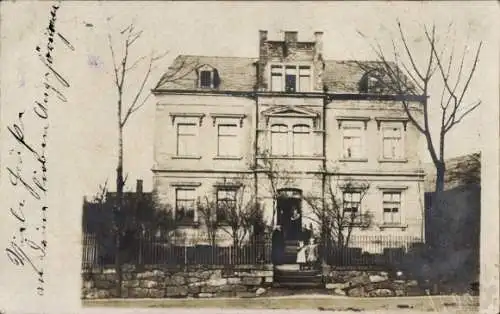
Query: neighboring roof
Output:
[[154, 55, 402, 94], [324, 60, 379, 93], [424, 152, 481, 192]]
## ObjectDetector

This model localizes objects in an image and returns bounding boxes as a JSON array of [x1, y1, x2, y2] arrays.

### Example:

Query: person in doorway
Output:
[[290, 207, 301, 240], [306, 237, 319, 270], [296, 240, 307, 270]]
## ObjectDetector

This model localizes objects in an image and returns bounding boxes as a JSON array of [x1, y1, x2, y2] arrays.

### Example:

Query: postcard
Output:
[[0, 2, 498, 314]]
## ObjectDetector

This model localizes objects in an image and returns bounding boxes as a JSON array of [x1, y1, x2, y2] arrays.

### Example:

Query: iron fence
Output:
[[319, 235, 424, 267], [82, 232, 423, 269], [82, 233, 272, 268]]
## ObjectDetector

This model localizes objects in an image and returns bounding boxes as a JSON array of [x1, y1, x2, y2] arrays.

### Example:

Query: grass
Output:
[[83, 294, 479, 312]]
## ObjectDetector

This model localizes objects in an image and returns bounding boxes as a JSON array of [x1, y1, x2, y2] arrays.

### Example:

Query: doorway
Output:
[[276, 188, 302, 241]]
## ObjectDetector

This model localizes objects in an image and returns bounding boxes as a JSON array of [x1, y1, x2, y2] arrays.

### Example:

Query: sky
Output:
[[2, 1, 497, 197]]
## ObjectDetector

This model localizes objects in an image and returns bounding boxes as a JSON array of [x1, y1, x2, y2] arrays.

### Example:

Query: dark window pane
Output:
[[200, 71, 212, 88], [285, 75, 296, 92]]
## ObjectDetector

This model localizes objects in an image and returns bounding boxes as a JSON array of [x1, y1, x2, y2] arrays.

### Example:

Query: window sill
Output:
[[257, 155, 325, 160], [378, 158, 408, 163], [350, 222, 371, 229], [213, 156, 243, 160], [378, 224, 408, 230], [338, 158, 368, 162], [171, 155, 202, 160]]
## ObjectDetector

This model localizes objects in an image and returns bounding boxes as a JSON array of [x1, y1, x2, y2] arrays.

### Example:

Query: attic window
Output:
[[360, 71, 384, 93], [197, 65, 220, 89], [200, 71, 212, 88]]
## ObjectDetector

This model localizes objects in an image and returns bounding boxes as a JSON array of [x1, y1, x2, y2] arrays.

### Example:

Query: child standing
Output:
[[296, 240, 307, 270], [306, 237, 318, 270]]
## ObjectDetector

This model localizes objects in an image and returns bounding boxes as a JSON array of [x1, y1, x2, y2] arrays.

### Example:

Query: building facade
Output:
[[152, 30, 426, 251]]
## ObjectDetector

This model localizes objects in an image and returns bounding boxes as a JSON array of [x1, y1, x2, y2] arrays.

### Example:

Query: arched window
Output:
[[197, 65, 220, 89], [270, 124, 288, 156], [359, 71, 383, 93], [292, 124, 311, 156]]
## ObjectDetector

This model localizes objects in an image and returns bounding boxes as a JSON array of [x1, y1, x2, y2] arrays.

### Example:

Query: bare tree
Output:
[[91, 179, 109, 205], [304, 171, 372, 263], [197, 196, 220, 248], [107, 22, 195, 297], [216, 181, 261, 262], [356, 21, 482, 194], [252, 149, 295, 227]]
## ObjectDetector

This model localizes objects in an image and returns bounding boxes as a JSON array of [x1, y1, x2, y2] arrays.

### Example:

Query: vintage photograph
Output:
[[0, 2, 498, 314]]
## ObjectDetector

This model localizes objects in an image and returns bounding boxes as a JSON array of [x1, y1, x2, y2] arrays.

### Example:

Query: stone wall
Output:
[[323, 267, 421, 297], [82, 264, 273, 299]]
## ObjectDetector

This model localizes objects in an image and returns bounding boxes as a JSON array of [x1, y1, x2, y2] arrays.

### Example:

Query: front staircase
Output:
[[273, 264, 324, 289], [282, 240, 300, 264], [273, 240, 324, 289]]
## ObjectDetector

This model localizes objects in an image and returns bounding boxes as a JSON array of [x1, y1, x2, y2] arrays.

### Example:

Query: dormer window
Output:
[[200, 70, 212, 88], [360, 70, 384, 93], [197, 65, 220, 89]]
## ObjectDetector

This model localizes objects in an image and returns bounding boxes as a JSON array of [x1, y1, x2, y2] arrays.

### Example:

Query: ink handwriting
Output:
[[4, 2, 73, 297]]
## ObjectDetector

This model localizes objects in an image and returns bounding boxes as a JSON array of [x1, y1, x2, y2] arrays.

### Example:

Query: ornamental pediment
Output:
[[261, 105, 320, 118]]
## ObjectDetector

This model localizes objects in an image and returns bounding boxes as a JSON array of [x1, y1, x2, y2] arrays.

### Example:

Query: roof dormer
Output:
[[359, 70, 385, 94], [196, 64, 220, 89]]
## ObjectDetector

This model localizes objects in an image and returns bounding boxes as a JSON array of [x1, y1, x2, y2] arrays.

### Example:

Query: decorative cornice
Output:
[[169, 112, 205, 126], [375, 117, 410, 131], [210, 113, 247, 127], [213, 182, 243, 188], [261, 105, 321, 128], [152, 168, 426, 178], [336, 116, 371, 130], [376, 185, 409, 190], [152, 88, 425, 102], [170, 182, 202, 187]]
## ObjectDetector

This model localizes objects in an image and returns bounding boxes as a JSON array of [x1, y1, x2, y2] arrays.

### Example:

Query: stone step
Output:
[[273, 281, 325, 289], [275, 278, 323, 286], [274, 274, 323, 281], [274, 264, 323, 286], [274, 269, 322, 276], [274, 272, 321, 278], [274, 264, 301, 271]]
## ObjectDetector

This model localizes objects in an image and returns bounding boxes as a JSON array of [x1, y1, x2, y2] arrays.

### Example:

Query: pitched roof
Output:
[[155, 55, 258, 92], [424, 152, 481, 192], [154, 55, 399, 93]]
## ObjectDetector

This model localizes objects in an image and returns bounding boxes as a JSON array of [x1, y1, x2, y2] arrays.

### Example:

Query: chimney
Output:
[[284, 31, 298, 43], [258, 30, 269, 91], [259, 30, 268, 42], [314, 31, 324, 59], [313, 31, 324, 91], [136, 179, 143, 194]]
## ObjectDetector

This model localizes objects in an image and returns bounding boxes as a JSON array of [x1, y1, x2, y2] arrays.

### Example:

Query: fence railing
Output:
[[82, 233, 272, 268], [82, 233, 423, 269], [319, 235, 424, 267]]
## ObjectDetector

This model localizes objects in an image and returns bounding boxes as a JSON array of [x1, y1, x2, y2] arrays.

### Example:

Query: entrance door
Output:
[[276, 189, 302, 241]]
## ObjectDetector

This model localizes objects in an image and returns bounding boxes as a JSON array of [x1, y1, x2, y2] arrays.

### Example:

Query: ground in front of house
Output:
[[83, 292, 479, 313]]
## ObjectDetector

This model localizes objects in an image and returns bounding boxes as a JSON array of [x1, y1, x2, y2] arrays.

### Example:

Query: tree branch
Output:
[[108, 34, 121, 90], [121, 56, 153, 127], [445, 100, 481, 133], [397, 20, 425, 82]]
